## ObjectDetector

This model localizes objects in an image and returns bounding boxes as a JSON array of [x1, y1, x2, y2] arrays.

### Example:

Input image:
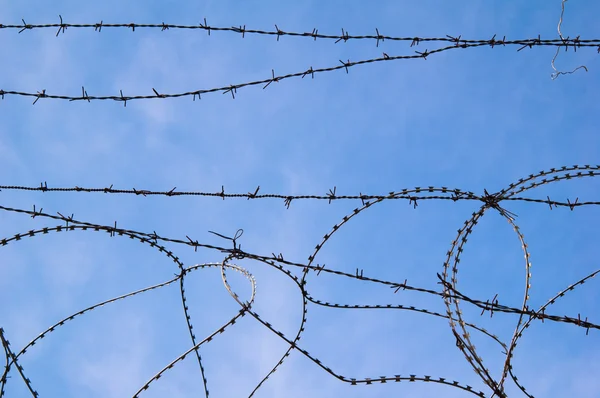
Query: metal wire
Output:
[[1, 4, 597, 396], [0, 19, 597, 104], [1, 164, 598, 397]]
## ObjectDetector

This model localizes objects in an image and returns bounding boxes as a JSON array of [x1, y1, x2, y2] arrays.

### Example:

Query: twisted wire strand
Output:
[[3, 163, 599, 210], [1, 16, 598, 49], [0, 36, 597, 105]]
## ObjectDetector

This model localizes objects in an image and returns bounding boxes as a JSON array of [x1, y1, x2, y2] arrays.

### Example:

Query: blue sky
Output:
[[1, 1, 599, 397]]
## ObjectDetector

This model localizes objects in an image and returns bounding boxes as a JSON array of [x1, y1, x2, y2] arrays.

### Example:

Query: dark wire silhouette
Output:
[[1, 165, 598, 397]]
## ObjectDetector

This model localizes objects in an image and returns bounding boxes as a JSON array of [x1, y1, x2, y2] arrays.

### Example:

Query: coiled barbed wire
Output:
[[1, 164, 598, 397]]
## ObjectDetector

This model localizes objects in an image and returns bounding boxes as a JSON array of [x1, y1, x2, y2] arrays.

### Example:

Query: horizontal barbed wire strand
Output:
[[0, 16, 596, 48], [2, 164, 599, 210]]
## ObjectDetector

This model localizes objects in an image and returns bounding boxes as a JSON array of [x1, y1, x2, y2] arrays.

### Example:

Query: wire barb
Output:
[[56, 15, 67, 37]]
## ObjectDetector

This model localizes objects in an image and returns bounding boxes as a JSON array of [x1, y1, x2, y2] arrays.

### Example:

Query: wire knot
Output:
[[481, 189, 517, 220]]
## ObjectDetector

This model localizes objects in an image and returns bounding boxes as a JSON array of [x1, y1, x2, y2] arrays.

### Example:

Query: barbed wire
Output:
[[2, 164, 600, 210], [0, 26, 598, 105], [1, 164, 598, 397], [2, 4, 597, 396], [0, 16, 596, 48]]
